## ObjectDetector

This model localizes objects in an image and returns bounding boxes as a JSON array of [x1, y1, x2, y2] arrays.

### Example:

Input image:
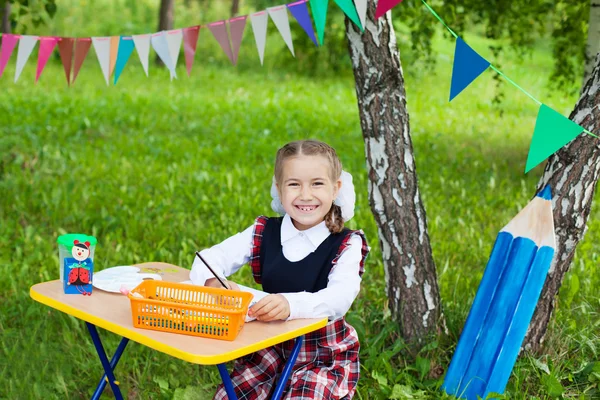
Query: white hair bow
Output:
[[270, 170, 356, 222]]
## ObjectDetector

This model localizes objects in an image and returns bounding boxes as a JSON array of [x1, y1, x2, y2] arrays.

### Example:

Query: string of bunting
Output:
[[0, 0, 588, 173]]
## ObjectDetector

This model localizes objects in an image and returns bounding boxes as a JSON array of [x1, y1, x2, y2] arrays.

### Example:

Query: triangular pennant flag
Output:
[[267, 6, 295, 57], [449, 37, 490, 101], [182, 26, 200, 76], [354, 0, 367, 29], [36, 37, 58, 83], [250, 11, 268, 65], [91, 37, 111, 85], [132, 34, 151, 77], [309, 0, 328, 45], [287, 1, 318, 46], [333, 0, 363, 31], [57, 38, 75, 85], [72, 38, 92, 85], [0, 34, 19, 79], [229, 16, 247, 65], [375, 0, 403, 19], [166, 29, 182, 80], [114, 36, 135, 85], [525, 104, 584, 173], [207, 21, 234, 64], [109, 36, 119, 77], [151, 31, 174, 74], [14, 35, 38, 83]]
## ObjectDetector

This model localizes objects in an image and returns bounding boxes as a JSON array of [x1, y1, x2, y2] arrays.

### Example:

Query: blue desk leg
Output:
[[86, 322, 127, 400], [216, 335, 305, 400], [91, 336, 129, 400], [271, 335, 304, 400]]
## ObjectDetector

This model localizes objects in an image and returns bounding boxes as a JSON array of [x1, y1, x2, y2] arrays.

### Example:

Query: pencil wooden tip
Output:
[[537, 185, 552, 200]]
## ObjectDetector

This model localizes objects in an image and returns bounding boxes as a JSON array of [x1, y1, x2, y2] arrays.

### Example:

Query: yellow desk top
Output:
[[30, 262, 328, 365]]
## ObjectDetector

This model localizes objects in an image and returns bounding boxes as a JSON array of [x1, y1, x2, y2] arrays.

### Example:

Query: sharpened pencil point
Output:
[[537, 185, 552, 200]]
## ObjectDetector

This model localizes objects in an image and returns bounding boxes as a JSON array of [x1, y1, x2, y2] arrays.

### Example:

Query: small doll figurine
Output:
[[64, 240, 94, 295]]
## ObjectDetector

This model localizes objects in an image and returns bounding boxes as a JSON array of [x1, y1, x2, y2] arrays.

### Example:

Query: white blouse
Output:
[[190, 214, 365, 321]]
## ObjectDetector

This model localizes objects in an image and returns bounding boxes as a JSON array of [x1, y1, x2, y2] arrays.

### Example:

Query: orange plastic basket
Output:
[[128, 281, 254, 341]]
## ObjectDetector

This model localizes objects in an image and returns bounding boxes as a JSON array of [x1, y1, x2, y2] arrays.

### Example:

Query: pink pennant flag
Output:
[[0, 34, 19, 79], [208, 20, 234, 64], [375, 0, 404, 19], [229, 16, 247, 65], [36, 36, 58, 83], [182, 26, 200, 76]]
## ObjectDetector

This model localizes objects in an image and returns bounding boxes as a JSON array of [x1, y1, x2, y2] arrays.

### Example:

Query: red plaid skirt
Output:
[[213, 318, 360, 399]]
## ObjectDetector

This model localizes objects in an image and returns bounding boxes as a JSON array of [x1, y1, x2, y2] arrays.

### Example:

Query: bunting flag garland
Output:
[[449, 37, 490, 101], [57, 38, 75, 85], [0, 34, 19, 79], [309, 0, 328, 45], [354, 0, 368, 30], [229, 16, 247, 65], [287, 0, 318, 46], [91, 37, 111, 85], [72, 38, 92, 85], [166, 29, 183, 80], [208, 21, 235, 64], [268, 6, 295, 57], [375, 0, 403, 19], [36, 37, 58, 83], [151, 31, 174, 76], [250, 11, 268, 65], [15, 35, 38, 83], [132, 34, 151, 77], [525, 105, 584, 173], [334, 0, 363, 31], [182, 26, 200, 76], [114, 36, 135, 84], [109, 36, 119, 78]]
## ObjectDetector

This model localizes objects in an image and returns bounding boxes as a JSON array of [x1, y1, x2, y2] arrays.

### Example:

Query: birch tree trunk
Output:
[[524, 53, 600, 352], [584, 0, 600, 87], [345, 5, 443, 344], [231, 0, 240, 17], [1, 1, 10, 35]]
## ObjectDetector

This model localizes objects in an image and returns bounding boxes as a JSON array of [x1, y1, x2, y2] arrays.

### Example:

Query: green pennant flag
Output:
[[310, 0, 328, 46], [525, 104, 584, 173], [334, 0, 364, 31]]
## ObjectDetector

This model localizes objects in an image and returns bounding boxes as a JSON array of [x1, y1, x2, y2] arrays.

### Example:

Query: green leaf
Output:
[[415, 356, 430, 380], [371, 370, 388, 388], [532, 358, 550, 375], [541, 374, 564, 397], [389, 384, 427, 399], [153, 376, 169, 391]]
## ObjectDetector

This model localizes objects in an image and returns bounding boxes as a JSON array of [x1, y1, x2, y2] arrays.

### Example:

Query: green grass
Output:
[[1, 15, 599, 400]]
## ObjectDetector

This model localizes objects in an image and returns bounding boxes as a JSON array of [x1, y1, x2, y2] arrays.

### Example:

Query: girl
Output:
[[190, 139, 369, 399]]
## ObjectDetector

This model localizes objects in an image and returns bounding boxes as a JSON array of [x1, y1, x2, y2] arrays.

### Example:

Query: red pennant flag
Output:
[[229, 16, 247, 65], [182, 26, 200, 76], [57, 38, 75, 85], [36, 37, 58, 83], [72, 38, 92, 85], [375, 0, 403, 19]]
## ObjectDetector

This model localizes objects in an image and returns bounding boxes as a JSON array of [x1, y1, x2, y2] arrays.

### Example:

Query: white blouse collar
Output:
[[281, 214, 331, 248]]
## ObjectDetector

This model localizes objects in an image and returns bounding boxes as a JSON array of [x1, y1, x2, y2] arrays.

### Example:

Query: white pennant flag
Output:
[[151, 31, 174, 77], [250, 11, 268, 65], [132, 34, 151, 77], [355, 0, 368, 29], [166, 29, 183, 80], [91, 37, 111, 85], [14, 35, 38, 83], [267, 6, 295, 57]]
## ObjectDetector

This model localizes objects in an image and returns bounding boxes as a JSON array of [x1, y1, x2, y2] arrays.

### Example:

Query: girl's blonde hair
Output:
[[274, 140, 344, 234]]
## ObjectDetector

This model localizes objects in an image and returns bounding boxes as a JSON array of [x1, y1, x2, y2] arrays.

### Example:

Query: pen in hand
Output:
[[195, 251, 230, 290]]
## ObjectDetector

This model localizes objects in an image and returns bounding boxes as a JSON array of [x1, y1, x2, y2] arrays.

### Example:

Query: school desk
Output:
[[30, 262, 328, 400]]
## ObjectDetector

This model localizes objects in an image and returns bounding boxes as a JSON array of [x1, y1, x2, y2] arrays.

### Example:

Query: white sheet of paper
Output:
[[237, 284, 269, 322]]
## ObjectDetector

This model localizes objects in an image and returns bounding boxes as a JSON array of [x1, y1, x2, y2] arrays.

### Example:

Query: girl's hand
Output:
[[248, 294, 290, 321], [205, 278, 240, 291]]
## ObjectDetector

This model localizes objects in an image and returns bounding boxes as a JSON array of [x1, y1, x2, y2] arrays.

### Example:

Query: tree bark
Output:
[[345, 5, 443, 345], [583, 0, 600, 87], [524, 53, 600, 353], [1, 1, 10, 34], [231, 0, 240, 18], [156, 0, 174, 65]]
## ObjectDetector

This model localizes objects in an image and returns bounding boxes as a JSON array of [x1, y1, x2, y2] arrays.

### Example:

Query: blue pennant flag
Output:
[[114, 36, 135, 85], [449, 37, 490, 101]]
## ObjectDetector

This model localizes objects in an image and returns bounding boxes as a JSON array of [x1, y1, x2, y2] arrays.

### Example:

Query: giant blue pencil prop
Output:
[[442, 185, 555, 399]]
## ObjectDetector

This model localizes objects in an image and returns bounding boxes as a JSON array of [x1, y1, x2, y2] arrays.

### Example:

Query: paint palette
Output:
[[93, 266, 162, 293]]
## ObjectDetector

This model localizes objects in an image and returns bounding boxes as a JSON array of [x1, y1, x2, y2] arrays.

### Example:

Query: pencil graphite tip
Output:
[[537, 185, 552, 200]]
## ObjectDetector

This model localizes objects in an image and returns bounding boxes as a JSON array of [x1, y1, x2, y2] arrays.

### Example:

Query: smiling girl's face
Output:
[[277, 154, 341, 231]]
